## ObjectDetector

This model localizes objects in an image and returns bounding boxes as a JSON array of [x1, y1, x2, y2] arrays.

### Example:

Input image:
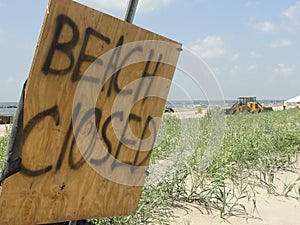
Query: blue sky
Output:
[[0, 0, 299, 101]]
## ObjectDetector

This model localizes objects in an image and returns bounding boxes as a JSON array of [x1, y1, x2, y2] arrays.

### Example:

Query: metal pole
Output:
[[124, 0, 139, 23]]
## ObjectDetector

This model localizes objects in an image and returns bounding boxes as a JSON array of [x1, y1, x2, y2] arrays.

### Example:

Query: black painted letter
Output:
[[42, 14, 79, 75], [21, 105, 60, 176]]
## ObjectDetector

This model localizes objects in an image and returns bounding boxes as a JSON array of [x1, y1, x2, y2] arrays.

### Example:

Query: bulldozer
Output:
[[227, 96, 264, 114]]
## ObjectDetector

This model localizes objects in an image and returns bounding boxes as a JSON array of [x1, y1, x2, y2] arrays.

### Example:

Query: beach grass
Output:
[[0, 109, 299, 224], [93, 109, 300, 224], [0, 129, 9, 168]]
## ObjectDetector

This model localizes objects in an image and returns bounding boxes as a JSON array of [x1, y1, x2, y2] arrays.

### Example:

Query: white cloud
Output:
[[269, 40, 292, 48], [6, 76, 22, 85], [248, 65, 257, 71], [230, 65, 240, 75], [249, 50, 261, 58], [138, 0, 175, 13], [75, 0, 175, 13], [245, 1, 260, 8], [282, 2, 300, 22], [254, 21, 275, 33], [7, 77, 17, 83], [75, 0, 127, 11], [250, 2, 300, 33], [188, 35, 227, 59], [232, 53, 240, 61], [281, 2, 300, 29], [274, 64, 296, 75]]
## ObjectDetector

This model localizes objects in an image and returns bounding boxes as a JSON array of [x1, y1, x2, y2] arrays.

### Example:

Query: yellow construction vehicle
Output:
[[228, 96, 264, 114]]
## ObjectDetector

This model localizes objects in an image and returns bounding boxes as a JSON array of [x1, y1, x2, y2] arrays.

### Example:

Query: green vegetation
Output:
[[94, 109, 300, 224], [0, 126, 10, 168], [0, 110, 299, 224]]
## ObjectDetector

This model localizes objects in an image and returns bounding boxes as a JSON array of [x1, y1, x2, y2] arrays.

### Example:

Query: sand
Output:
[[170, 108, 300, 224], [0, 124, 10, 138], [171, 166, 300, 225]]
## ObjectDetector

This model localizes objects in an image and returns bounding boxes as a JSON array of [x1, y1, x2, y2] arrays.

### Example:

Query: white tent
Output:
[[284, 95, 300, 104]]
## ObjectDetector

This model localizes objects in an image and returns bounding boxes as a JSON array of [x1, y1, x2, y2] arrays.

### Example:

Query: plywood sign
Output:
[[0, 0, 181, 224]]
